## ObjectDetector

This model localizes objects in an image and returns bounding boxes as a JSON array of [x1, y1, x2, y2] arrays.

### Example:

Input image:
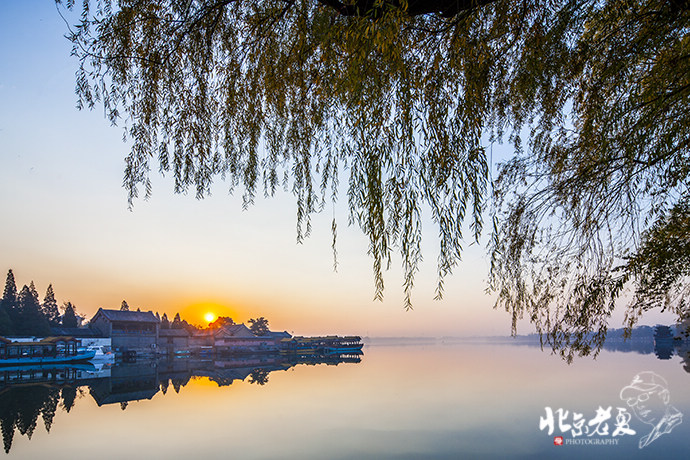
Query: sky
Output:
[[0, 2, 677, 337]]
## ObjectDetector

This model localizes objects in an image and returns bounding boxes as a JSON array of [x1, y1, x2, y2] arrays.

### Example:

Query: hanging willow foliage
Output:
[[57, 0, 690, 357]]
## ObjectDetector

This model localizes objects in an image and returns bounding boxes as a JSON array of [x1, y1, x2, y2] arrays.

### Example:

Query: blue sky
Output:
[[0, 1, 676, 337]]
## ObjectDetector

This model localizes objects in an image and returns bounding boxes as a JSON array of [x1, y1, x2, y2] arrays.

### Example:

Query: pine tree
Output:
[[17, 284, 50, 336], [42, 285, 60, 327], [0, 270, 18, 335], [28, 282, 39, 306], [0, 306, 10, 337], [1, 270, 17, 308], [160, 313, 170, 329], [61, 302, 78, 328], [172, 313, 182, 329]]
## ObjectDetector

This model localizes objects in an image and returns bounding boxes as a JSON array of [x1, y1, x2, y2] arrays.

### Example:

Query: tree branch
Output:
[[314, 0, 497, 18]]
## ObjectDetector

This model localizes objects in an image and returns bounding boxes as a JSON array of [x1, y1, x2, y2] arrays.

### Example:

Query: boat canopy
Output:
[[0, 336, 81, 359]]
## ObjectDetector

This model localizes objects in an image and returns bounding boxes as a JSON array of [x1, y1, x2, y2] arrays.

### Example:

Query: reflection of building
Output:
[[0, 350, 363, 453], [89, 309, 159, 355], [89, 362, 159, 406]]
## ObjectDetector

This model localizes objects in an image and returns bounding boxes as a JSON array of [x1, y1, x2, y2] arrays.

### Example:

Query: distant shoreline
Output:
[[363, 325, 686, 346]]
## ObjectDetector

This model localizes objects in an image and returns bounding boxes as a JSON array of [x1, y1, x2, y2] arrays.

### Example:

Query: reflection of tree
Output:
[[0, 354, 363, 453], [160, 378, 169, 395], [166, 375, 192, 394], [15, 401, 38, 439], [209, 377, 235, 387], [61, 386, 77, 413], [678, 345, 690, 374], [682, 352, 690, 374], [0, 385, 65, 453], [41, 389, 60, 432], [248, 369, 269, 386], [1, 415, 13, 454]]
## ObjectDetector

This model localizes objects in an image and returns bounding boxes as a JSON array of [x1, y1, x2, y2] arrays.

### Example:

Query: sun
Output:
[[204, 312, 216, 323]]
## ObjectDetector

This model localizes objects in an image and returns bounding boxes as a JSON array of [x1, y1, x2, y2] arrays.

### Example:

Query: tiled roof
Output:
[[217, 323, 256, 338], [159, 328, 190, 337], [267, 331, 292, 339], [96, 308, 159, 323], [50, 327, 105, 338], [40, 336, 79, 343]]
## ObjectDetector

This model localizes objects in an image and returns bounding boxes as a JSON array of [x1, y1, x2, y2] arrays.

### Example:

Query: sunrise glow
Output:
[[204, 312, 216, 323]]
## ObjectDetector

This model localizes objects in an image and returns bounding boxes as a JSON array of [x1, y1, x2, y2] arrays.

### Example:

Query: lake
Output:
[[1, 341, 688, 459]]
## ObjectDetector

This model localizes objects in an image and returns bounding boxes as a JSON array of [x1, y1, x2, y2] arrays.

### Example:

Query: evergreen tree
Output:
[[0, 306, 10, 336], [171, 313, 182, 329], [1, 270, 17, 308], [42, 284, 61, 327], [17, 284, 50, 336], [120, 300, 129, 311], [160, 313, 170, 329], [28, 282, 39, 306], [180, 319, 197, 334], [0, 270, 18, 335], [61, 302, 78, 328]]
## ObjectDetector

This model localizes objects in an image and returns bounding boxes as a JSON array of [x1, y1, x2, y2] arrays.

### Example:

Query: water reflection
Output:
[[0, 352, 361, 453], [2, 342, 688, 458], [514, 334, 690, 373]]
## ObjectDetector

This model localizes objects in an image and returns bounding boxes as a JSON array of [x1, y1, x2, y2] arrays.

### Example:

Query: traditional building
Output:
[[89, 309, 159, 355], [266, 330, 292, 344], [189, 329, 214, 350], [157, 328, 190, 354], [213, 324, 278, 353]]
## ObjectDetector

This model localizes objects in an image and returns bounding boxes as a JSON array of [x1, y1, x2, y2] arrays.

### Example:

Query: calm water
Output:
[[2, 342, 688, 459]]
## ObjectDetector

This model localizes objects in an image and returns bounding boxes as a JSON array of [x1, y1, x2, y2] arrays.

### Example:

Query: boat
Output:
[[323, 336, 364, 353], [324, 344, 364, 354], [0, 336, 96, 366], [80, 345, 115, 364], [280, 335, 363, 354]]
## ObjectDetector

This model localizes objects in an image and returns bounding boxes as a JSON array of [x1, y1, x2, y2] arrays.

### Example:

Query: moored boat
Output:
[[324, 344, 364, 353], [0, 336, 96, 366], [280, 335, 363, 354], [80, 345, 115, 363]]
